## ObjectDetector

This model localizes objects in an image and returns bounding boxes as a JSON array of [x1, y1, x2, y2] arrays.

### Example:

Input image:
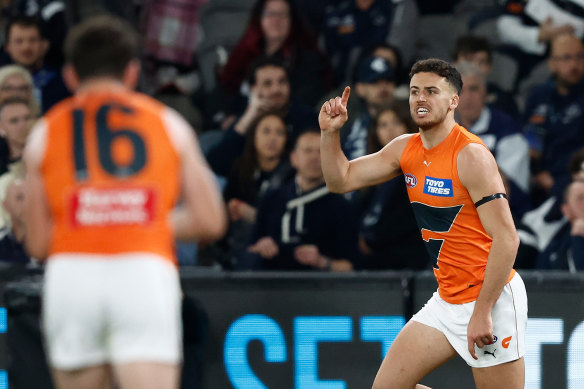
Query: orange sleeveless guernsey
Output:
[[400, 124, 515, 304], [40, 90, 180, 264]]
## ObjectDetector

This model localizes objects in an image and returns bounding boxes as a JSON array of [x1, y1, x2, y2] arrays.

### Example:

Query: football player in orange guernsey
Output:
[[23, 15, 226, 389], [319, 58, 527, 389]]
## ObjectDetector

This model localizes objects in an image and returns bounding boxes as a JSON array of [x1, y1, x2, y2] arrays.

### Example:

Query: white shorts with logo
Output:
[[411, 272, 527, 368], [42, 253, 182, 370]]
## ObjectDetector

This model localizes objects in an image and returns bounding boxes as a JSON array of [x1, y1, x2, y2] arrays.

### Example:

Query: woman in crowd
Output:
[[218, 112, 293, 268], [357, 102, 429, 270], [219, 0, 332, 107]]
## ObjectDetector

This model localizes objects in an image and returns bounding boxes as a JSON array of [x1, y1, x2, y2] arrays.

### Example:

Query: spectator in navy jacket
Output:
[[451, 34, 519, 118], [523, 33, 584, 205], [324, 0, 398, 84], [240, 128, 360, 271], [357, 102, 429, 270], [455, 61, 531, 218], [535, 179, 584, 271], [343, 56, 395, 164]]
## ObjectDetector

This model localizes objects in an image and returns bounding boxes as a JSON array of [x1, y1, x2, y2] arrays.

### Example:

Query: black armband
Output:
[[474, 193, 507, 208]]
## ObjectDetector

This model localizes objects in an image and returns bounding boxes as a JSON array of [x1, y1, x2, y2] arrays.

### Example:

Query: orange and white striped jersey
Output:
[[30, 88, 188, 264], [400, 124, 515, 304]]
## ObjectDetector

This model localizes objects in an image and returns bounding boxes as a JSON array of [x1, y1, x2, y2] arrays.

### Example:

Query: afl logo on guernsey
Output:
[[404, 173, 417, 188]]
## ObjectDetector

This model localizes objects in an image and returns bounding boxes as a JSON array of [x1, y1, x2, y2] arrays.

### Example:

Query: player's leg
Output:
[[51, 365, 112, 389], [114, 362, 180, 389], [107, 257, 182, 389], [472, 357, 525, 389], [371, 320, 457, 389], [471, 273, 527, 389], [43, 259, 111, 388]]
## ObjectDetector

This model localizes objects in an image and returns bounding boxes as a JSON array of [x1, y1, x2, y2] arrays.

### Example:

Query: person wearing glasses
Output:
[[523, 33, 584, 207]]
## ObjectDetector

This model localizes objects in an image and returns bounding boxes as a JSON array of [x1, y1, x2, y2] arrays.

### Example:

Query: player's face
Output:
[[254, 66, 290, 109], [357, 79, 395, 111], [0, 103, 32, 156], [409, 72, 456, 130], [549, 36, 584, 88], [261, 0, 291, 44], [254, 114, 287, 161], [457, 74, 486, 123], [376, 109, 407, 146], [5, 25, 44, 68], [0, 74, 32, 103], [291, 132, 322, 181]]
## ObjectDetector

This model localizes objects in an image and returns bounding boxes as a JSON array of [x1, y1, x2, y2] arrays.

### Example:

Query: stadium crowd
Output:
[[1, 0, 584, 272]]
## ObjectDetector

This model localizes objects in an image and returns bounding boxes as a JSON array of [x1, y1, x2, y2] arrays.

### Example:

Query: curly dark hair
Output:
[[409, 58, 462, 95]]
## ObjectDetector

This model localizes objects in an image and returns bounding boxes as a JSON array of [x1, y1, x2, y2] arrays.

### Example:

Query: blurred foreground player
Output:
[[23, 15, 226, 389], [319, 58, 527, 388]]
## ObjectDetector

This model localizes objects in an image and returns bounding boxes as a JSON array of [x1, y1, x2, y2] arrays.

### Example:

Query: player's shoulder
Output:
[[42, 95, 77, 123], [456, 124, 483, 143], [457, 142, 498, 179], [388, 133, 417, 149], [124, 90, 167, 112], [387, 132, 418, 154]]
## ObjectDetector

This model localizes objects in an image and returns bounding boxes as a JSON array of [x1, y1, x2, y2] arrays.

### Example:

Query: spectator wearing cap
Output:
[[324, 0, 400, 84], [342, 56, 395, 163]]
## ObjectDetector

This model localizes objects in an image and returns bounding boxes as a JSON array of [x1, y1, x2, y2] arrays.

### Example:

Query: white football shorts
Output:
[[42, 253, 182, 370], [411, 272, 528, 368]]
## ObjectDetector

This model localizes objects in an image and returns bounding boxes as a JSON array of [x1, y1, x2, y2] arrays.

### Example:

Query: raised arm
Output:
[[458, 143, 519, 359], [318, 87, 407, 193]]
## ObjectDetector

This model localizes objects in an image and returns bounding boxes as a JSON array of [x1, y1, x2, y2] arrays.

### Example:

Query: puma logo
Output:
[[484, 349, 496, 358]]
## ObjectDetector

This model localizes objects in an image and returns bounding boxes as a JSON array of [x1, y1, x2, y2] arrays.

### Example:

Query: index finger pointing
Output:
[[341, 86, 351, 106]]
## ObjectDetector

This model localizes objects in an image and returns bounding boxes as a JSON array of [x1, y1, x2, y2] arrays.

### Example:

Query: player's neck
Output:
[[419, 116, 457, 150], [76, 78, 127, 94]]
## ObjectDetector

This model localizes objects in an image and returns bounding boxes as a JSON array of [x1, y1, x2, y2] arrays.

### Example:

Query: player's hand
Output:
[[294, 244, 327, 269], [318, 86, 350, 134], [467, 309, 494, 360], [248, 237, 279, 259]]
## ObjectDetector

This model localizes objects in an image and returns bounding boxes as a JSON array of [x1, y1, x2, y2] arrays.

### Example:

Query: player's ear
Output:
[[62, 63, 80, 92], [449, 94, 459, 110], [123, 60, 141, 89]]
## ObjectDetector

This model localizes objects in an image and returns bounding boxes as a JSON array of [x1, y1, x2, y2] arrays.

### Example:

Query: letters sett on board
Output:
[[223, 315, 584, 389]]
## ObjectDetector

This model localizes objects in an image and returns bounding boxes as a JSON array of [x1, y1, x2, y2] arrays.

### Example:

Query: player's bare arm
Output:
[[458, 143, 520, 359], [170, 111, 227, 241], [23, 120, 52, 261], [319, 86, 410, 193]]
